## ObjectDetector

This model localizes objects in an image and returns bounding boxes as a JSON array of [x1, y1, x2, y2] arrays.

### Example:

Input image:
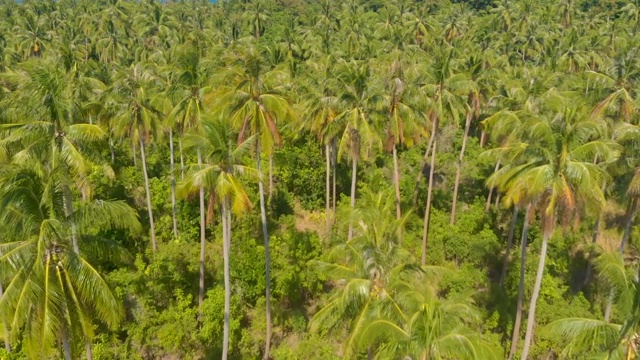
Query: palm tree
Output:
[[359, 275, 499, 359], [380, 53, 426, 220], [546, 251, 640, 359], [164, 44, 213, 316], [180, 118, 255, 360], [217, 47, 293, 359], [488, 91, 618, 360], [0, 60, 108, 255], [0, 160, 141, 360], [327, 59, 382, 242], [109, 62, 162, 252], [309, 190, 413, 359], [300, 56, 340, 234]]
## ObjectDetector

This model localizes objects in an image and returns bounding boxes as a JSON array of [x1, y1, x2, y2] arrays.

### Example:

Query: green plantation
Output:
[[0, 0, 640, 359]]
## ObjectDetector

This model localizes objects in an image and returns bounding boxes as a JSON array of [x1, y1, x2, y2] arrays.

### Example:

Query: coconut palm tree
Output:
[[109, 62, 163, 252], [488, 91, 618, 360], [216, 46, 293, 359], [180, 117, 255, 360], [0, 159, 141, 360], [326, 59, 382, 242], [309, 189, 413, 359], [358, 275, 499, 360], [164, 43, 214, 317], [546, 251, 640, 359]]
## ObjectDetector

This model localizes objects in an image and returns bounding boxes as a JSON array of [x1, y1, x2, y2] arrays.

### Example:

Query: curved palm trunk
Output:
[[421, 138, 437, 266], [221, 199, 231, 360], [197, 151, 206, 320], [256, 141, 272, 360], [348, 153, 358, 242], [393, 144, 402, 220], [500, 206, 519, 287], [485, 160, 501, 212], [450, 110, 473, 224], [508, 204, 532, 360], [326, 143, 332, 234], [604, 197, 637, 322], [139, 136, 157, 252], [412, 126, 436, 207], [520, 230, 552, 360], [169, 128, 179, 239], [0, 282, 10, 353]]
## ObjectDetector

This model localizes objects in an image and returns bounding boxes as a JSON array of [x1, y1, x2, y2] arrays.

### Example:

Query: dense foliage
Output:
[[1, 0, 640, 359]]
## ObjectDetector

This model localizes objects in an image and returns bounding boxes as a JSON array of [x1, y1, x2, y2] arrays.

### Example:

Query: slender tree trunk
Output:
[[332, 138, 337, 217], [109, 130, 115, 164], [269, 154, 274, 202], [421, 138, 437, 266], [179, 137, 185, 180], [85, 341, 93, 360], [485, 160, 501, 212], [500, 206, 519, 287], [197, 151, 206, 320], [348, 153, 358, 242], [61, 330, 72, 360], [583, 182, 607, 288], [139, 136, 157, 252], [221, 200, 231, 360], [508, 204, 532, 360], [169, 128, 179, 239], [450, 111, 472, 224], [325, 143, 331, 234], [412, 126, 436, 207], [393, 144, 402, 220], [480, 129, 487, 148], [605, 198, 637, 322], [132, 139, 137, 167], [0, 282, 10, 353], [63, 186, 80, 255], [521, 230, 552, 360], [256, 141, 272, 360]]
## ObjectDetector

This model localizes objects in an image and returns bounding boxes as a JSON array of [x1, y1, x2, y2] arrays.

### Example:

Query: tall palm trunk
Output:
[[332, 138, 337, 216], [256, 140, 272, 360], [521, 229, 552, 360], [85, 341, 93, 360], [179, 137, 185, 180], [325, 143, 332, 234], [485, 160, 501, 212], [61, 330, 72, 360], [583, 182, 607, 288], [269, 154, 274, 202], [197, 151, 206, 320], [348, 152, 358, 242], [450, 110, 473, 224], [421, 137, 437, 266], [508, 204, 532, 360], [139, 135, 157, 252], [412, 124, 436, 207], [392, 144, 401, 220], [221, 199, 231, 360], [132, 139, 137, 167], [605, 197, 637, 322], [109, 129, 116, 164], [169, 128, 179, 239], [500, 206, 519, 286], [0, 282, 10, 353], [63, 186, 79, 255]]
